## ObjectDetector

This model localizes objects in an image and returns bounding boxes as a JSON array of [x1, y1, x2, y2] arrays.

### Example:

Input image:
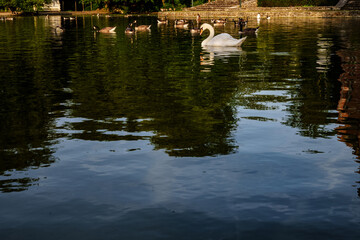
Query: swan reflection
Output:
[[200, 46, 245, 68]]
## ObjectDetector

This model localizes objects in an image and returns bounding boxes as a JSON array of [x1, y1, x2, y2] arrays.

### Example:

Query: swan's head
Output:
[[200, 23, 212, 35]]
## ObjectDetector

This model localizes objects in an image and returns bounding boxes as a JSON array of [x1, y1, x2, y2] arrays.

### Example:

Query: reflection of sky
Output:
[[1, 94, 360, 239], [2, 83, 359, 235], [3, 107, 357, 211]]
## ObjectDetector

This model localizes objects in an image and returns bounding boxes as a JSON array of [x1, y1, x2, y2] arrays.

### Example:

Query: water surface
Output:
[[1, 15, 360, 239]]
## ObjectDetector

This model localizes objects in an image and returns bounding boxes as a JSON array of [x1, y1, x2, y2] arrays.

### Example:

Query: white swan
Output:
[[200, 23, 247, 47]]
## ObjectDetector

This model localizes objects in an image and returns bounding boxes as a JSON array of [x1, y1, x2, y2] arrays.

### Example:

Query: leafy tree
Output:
[[105, 0, 163, 12], [0, 0, 19, 12], [0, 0, 51, 12], [75, 0, 206, 12]]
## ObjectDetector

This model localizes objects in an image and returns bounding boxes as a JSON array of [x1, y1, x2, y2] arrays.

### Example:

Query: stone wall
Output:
[[159, 6, 360, 19], [241, 0, 257, 8]]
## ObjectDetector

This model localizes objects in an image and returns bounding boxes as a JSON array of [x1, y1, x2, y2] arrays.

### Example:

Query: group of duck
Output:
[[91, 19, 152, 34], [159, 14, 259, 36], [156, 14, 259, 47], [54, 14, 260, 48], [88, 13, 259, 37], [54, 20, 150, 34]]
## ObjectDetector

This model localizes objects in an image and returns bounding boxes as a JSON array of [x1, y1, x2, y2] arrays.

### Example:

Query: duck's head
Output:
[[125, 23, 134, 32], [93, 25, 100, 31]]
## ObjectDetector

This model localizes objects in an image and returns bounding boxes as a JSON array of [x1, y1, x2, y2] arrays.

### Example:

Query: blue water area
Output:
[[0, 15, 360, 239]]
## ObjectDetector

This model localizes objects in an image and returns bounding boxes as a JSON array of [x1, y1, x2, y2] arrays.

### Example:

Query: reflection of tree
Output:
[[249, 20, 343, 138], [57, 18, 350, 156], [0, 17, 61, 192], [62, 22, 240, 157]]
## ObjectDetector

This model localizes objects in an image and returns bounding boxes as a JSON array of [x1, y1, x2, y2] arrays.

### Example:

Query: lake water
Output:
[[1, 15, 360, 239]]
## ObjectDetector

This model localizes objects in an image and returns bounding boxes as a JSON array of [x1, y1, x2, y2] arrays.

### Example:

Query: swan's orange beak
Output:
[[200, 28, 203, 35]]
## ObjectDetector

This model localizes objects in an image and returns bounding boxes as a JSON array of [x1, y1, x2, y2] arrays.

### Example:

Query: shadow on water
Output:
[[2, 198, 360, 239], [335, 40, 360, 198]]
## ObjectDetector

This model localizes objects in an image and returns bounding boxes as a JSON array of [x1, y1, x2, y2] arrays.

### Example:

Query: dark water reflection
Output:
[[1, 16, 360, 239]]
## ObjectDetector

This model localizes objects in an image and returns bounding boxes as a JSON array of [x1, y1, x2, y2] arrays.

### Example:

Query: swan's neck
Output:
[[202, 25, 214, 47]]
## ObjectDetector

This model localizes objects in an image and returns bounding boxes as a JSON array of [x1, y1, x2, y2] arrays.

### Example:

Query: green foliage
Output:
[[103, 0, 162, 12], [81, 0, 103, 11], [0, 0, 19, 12], [0, 0, 208, 13], [258, 0, 339, 7], [0, 0, 51, 12], [79, 0, 208, 12], [193, 0, 207, 7]]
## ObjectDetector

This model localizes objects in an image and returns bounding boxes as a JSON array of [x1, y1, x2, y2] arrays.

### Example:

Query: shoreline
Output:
[[159, 6, 360, 19], [1, 7, 360, 18], [0, 9, 111, 16]]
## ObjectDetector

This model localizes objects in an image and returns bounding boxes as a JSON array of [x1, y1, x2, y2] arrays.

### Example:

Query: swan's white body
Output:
[[200, 23, 246, 47]]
